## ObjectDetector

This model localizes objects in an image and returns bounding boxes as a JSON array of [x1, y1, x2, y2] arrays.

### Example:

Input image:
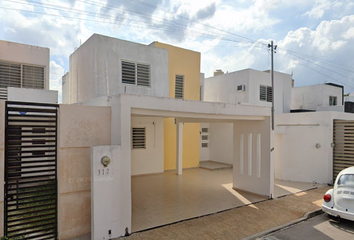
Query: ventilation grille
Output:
[[175, 75, 184, 99], [132, 127, 146, 149]]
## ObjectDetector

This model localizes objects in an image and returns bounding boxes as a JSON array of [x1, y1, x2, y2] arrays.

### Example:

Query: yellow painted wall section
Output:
[[154, 42, 200, 170]]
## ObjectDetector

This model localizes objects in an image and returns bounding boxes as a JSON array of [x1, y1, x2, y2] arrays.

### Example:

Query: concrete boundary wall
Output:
[[275, 112, 354, 184], [58, 104, 111, 239]]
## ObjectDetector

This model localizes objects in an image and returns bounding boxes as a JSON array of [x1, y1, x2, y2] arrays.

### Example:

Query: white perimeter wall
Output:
[[0, 40, 50, 90], [68, 34, 169, 104], [131, 117, 164, 175], [7, 87, 58, 103], [233, 118, 273, 197], [209, 123, 233, 165], [275, 111, 354, 184], [275, 126, 331, 184], [292, 84, 343, 110], [204, 69, 292, 114]]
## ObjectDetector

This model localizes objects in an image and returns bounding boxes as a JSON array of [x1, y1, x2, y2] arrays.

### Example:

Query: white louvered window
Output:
[[260, 85, 272, 102], [0, 61, 21, 88], [0, 61, 45, 92], [122, 60, 150, 87], [200, 86, 203, 101], [132, 127, 146, 149], [175, 75, 184, 99], [329, 96, 337, 106], [23, 65, 45, 89]]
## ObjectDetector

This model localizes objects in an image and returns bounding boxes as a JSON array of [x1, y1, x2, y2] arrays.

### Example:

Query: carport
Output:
[[116, 94, 274, 233], [91, 94, 274, 237]]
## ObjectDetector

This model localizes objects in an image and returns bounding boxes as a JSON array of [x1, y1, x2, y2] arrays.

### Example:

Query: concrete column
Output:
[[176, 122, 183, 175]]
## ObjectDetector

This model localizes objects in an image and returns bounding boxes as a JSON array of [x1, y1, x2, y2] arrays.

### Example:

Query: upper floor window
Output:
[[175, 75, 184, 99], [121, 60, 150, 87], [0, 61, 44, 89], [329, 96, 337, 106], [260, 85, 272, 102]]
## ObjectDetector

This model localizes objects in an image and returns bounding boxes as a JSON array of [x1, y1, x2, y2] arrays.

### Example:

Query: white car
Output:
[[322, 166, 354, 221]]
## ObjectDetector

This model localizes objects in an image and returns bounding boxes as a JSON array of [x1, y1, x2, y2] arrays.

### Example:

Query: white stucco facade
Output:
[[291, 84, 343, 111], [0, 40, 50, 90], [204, 69, 292, 114], [64, 34, 169, 104]]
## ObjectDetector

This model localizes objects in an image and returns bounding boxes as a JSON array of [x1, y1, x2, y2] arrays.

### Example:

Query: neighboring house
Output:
[[0, 40, 57, 103], [200, 68, 292, 165], [291, 83, 344, 112], [204, 68, 292, 114]]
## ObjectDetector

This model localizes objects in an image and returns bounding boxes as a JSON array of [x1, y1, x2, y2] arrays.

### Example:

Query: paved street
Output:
[[259, 213, 354, 240]]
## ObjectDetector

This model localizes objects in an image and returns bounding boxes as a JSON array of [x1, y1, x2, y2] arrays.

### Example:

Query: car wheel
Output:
[[328, 214, 339, 221]]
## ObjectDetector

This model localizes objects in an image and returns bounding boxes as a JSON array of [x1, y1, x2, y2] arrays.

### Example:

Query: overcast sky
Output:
[[1, 0, 354, 102]]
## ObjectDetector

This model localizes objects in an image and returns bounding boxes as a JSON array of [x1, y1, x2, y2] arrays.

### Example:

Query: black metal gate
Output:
[[4, 101, 58, 239]]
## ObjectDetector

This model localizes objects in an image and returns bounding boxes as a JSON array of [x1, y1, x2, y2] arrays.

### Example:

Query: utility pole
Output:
[[268, 41, 277, 130]]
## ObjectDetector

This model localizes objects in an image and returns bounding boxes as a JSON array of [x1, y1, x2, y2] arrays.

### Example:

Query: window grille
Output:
[[200, 86, 203, 101], [202, 135, 208, 140], [175, 75, 184, 99], [0, 61, 45, 96], [122, 61, 150, 86], [329, 96, 337, 106], [260, 85, 272, 102], [132, 127, 146, 149], [23, 65, 45, 89], [137, 63, 150, 86], [202, 143, 208, 148], [0, 61, 21, 88], [266, 86, 273, 102], [202, 128, 209, 133]]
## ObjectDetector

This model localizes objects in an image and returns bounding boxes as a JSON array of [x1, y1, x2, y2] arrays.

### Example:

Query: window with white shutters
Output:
[[260, 85, 272, 102], [175, 75, 184, 99], [0, 61, 21, 88], [266, 86, 273, 102], [329, 96, 337, 106], [23, 65, 45, 89], [200, 86, 203, 101], [132, 127, 146, 149], [0, 61, 45, 98], [122, 60, 150, 87]]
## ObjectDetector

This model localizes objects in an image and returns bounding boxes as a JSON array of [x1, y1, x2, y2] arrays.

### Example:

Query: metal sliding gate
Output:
[[333, 120, 354, 183], [4, 101, 58, 239]]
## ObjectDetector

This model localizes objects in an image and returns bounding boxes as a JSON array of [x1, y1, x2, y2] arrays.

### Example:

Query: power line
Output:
[[281, 52, 354, 91]]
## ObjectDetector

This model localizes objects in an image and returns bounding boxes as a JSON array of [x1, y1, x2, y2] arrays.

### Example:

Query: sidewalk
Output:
[[121, 186, 330, 240]]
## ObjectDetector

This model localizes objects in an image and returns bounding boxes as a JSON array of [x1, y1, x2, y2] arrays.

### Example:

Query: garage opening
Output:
[[130, 115, 272, 232]]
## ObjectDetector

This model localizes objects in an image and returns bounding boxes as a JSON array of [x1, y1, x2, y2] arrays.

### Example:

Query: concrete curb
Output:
[[241, 209, 324, 240]]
